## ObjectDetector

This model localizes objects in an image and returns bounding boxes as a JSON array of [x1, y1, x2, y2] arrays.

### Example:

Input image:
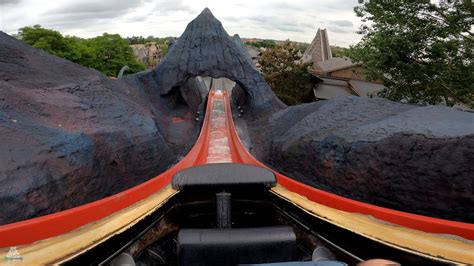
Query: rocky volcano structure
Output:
[[241, 97, 474, 222], [0, 34, 201, 224], [124, 8, 285, 116], [0, 8, 280, 225], [0, 8, 473, 225]]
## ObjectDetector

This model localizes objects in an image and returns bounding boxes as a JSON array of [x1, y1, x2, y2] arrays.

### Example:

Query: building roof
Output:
[[312, 75, 385, 100], [320, 77, 348, 87], [313, 83, 355, 99], [302, 28, 332, 64], [314, 57, 358, 73], [349, 80, 385, 97]]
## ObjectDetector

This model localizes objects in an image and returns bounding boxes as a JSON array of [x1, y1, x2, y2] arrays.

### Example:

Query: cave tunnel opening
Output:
[[201, 76, 251, 114], [164, 75, 252, 121]]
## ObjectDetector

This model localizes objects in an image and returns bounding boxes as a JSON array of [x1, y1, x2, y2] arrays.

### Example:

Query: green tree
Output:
[[18, 25, 75, 60], [297, 42, 310, 53], [246, 39, 277, 49], [331, 46, 349, 57], [348, 0, 474, 107], [161, 41, 170, 58], [127, 36, 146, 44], [127, 35, 170, 45], [85, 33, 145, 76], [17, 26, 146, 77], [260, 42, 314, 105], [70, 40, 97, 67]]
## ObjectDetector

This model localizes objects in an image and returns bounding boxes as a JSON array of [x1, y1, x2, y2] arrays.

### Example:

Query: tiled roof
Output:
[[349, 80, 385, 97], [313, 83, 354, 99], [312, 75, 384, 100], [314, 57, 357, 73]]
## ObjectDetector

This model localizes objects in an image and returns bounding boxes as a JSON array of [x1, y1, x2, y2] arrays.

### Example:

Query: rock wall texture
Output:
[[0, 32, 200, 224], [239, 97, 474, 222], [131, 8, 285, 115], [2, 7, 472, 226], [0, 7, 280, 225]]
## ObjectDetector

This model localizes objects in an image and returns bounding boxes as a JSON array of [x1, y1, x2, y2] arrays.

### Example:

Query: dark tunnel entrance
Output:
[[163, 75, 251, 120]]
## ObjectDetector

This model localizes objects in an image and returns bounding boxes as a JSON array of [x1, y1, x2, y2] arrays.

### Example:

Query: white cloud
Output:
[[0, 0, 363, 47]]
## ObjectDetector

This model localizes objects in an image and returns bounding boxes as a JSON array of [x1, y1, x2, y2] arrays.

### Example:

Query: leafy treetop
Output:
[[17, 25, 146, 77], [245, 39, 277, 49], [348, 0, 473, 107], [260, 42, 315, 105]]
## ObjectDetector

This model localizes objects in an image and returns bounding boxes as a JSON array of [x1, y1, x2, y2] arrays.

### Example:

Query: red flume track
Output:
[[221, 91, 474, 241], [0, 90, 473, 249], [0, 92, 219, 248]]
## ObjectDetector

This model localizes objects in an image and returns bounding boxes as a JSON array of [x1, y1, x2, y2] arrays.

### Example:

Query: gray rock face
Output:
[[0, 32, 200, 224], [2, 6, 472, 226], [232, 34, 255, 70], [134, 8, 474, 222], [0, 8, 282, 224], [241, 97, 474, 222], [133, 8, 284, 114]]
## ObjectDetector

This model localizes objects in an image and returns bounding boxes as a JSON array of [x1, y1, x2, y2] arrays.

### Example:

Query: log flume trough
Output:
[[0, 8, 473, 265]]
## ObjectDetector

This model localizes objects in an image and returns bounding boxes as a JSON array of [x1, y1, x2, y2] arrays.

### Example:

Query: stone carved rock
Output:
[[242, 97, 474, 222], [125, 8, 284, 115], [0, 7, 472, 226], [0, 32, 199, 224]]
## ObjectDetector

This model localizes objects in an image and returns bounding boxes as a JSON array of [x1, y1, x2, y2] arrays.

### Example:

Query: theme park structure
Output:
[[0, 8, 473, 265]]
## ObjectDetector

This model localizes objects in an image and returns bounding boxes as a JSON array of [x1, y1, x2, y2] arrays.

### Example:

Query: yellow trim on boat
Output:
[[271, 184, 474, 265], [0, 186, 177, 265]]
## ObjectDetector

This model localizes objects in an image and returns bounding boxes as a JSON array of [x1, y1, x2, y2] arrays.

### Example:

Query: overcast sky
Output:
[[0, 0, 364, 47]]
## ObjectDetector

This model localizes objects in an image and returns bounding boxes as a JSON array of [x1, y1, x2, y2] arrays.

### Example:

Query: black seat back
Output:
[[177, 226, 297, 266], [172, 163, 276, 190]]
